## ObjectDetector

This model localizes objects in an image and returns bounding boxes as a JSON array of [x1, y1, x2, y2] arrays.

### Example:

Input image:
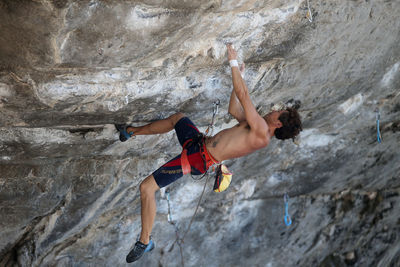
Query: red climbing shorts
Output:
[[152, 117, 219, 188]]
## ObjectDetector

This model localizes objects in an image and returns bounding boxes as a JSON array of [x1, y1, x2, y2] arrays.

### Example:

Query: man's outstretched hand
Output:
[[227, 44, 245, 75], [227, 44, 237, 61]]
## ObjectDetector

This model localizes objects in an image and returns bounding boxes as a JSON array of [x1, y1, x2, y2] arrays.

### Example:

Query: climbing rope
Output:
[[376, 108, 382, 143], [284, 193, 292, 226], [164, 99, 220, 263], [306, 0, 313, 23], [205, 99, 220, 136], [166, 173, 211, 267]]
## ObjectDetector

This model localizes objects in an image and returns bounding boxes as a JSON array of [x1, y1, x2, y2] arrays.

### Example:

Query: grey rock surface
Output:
[[0, 0, 399, 266]]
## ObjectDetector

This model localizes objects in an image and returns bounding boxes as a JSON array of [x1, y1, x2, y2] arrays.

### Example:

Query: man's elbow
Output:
[[228, 108, 236, 120], [229, 109, 245, 122], [228, 106, 234, 116]]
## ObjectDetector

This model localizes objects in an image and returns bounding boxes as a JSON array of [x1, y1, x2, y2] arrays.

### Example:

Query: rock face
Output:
[[1, 0, 400, 266]]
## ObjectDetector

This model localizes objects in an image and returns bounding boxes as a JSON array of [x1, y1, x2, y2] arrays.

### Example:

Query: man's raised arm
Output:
[[227, 44, 269, 143], [228, 63, 246, 122]]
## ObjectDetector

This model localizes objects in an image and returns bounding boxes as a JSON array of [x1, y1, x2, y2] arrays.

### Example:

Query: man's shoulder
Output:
[[232, 122, 270, 148]]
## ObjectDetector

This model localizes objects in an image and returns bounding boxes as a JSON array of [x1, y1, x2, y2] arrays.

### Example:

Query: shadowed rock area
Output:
[[0, 0, 399, 266]]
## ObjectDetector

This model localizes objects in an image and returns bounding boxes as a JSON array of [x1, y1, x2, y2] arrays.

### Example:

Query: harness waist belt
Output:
[[181, 137, 219, 175]]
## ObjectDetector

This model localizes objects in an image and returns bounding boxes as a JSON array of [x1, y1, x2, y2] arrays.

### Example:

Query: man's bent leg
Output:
[[126, 175, 159, 263], [139, 174, 160, 244], [128, 112, 185, 136]]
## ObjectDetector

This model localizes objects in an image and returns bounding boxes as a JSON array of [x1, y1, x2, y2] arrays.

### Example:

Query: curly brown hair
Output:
[[275, 108, 302, 140]]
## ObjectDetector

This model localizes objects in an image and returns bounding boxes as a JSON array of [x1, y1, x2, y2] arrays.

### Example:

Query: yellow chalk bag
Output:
[[213, 164, 232, 192]]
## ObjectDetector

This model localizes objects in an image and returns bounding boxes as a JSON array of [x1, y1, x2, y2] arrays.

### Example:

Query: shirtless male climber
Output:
[[117, 44, 302, 263]]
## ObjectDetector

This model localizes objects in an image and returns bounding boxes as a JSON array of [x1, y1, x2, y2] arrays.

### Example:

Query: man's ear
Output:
[[275, 120, 283, 128]]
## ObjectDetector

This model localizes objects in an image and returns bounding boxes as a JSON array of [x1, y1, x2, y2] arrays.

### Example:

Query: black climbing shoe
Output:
[[126, 240, 155, 263], [115, 124, 134, 142]]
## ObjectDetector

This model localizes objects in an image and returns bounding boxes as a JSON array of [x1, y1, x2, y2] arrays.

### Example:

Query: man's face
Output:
[[267, 110, 287, 128], [273, 110, 285, 121]]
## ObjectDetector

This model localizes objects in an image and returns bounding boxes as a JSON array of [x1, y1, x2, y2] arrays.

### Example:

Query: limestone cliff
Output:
[[0, 0, 399, 266]]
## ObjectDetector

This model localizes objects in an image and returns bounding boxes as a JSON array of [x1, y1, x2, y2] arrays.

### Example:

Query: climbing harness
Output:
[[181, 99, 222, 180], [376, 108, 382, 143], [180, 133, 219, 180], [166, 173, 212, 267], [306, 0, 313, 23], [284, 193, 292, 226], [205, 99, 220, 136]]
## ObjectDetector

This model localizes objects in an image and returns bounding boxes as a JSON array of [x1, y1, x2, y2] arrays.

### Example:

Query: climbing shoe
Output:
[[126, 239, 155, 263], [115, 124, 134, 142]]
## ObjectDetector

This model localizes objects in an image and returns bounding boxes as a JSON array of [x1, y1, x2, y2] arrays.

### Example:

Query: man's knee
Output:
[[169, 112, 185, 126], [139, 182, 149, 196], [140, 175, 159, 196]]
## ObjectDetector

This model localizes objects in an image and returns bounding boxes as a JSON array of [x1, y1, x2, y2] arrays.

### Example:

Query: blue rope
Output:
[[376, 109, 382, 143], [284, 193, 292, 226]]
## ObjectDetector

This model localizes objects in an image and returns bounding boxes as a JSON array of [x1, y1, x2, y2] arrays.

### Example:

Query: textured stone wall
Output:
[[0, 0, 399, 266]]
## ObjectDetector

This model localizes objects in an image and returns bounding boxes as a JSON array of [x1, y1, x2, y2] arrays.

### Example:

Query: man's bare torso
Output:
[[205, 121, 270, 162]]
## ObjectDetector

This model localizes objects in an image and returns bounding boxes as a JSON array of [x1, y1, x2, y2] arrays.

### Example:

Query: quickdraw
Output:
[[284, 193, 292, 226], [306, 0, 313, 23], [205, 99, 220, 136], [376, 108, 382, 143]]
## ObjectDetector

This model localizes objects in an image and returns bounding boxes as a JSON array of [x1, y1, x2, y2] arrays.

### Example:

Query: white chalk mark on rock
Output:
[[381, 62, 400, 87], [338, 93, 364, 114]]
